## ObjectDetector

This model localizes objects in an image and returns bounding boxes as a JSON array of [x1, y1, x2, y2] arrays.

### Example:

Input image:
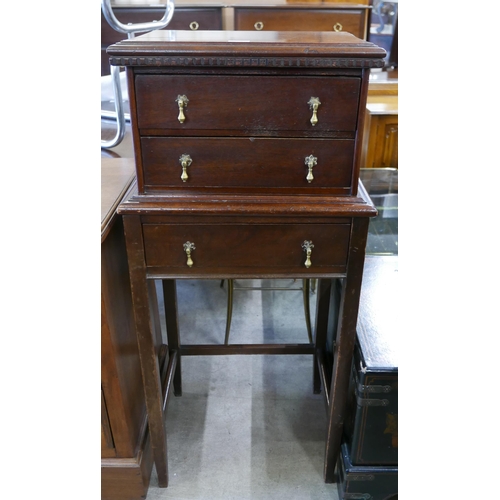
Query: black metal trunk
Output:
[[343, 256, 398, 465], [337, 443, 398, 500]]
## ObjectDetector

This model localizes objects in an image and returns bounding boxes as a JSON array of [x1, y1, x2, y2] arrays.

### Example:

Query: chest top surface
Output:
[[107, 30, 386, 67]]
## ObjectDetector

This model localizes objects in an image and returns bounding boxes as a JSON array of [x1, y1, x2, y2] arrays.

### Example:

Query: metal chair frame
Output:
[[100, 0, 176, 149], [221, 279, 314, 345]]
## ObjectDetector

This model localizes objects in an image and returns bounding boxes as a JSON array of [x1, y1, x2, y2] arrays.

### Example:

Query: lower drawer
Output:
[[234, 8, 367, 39], [142, 223, 351, 276], [140, 137, 355, 194]]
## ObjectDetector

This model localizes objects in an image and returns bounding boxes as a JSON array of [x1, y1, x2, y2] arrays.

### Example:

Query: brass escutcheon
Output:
[[189, 21, 199, 30], [179, 154, 192, 182], [254, 21, 264, 30], [183, 241, 196, 267], [304, 155, 317, 183], [308, 97, 321, 126], [302, 240, 314, 268], [333, 22, 343, 32], [175, 95, 189, 123]]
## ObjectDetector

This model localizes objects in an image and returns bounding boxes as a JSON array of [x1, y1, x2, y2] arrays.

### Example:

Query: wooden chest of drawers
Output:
[[133, 70, 360, 195], [111, 31, 381, 198], [107, 30, 385, 491]]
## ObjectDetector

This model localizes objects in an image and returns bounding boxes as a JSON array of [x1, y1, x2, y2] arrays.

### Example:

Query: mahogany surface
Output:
[[107, 29, 385, 58], [142, 221, 352, 275], [101, 158, 154, 500], [140, 136, 355, 195], [135, 74, 360, 133], [234, 7, 368, 38], [101, 7, 223, 75], [109, 30, 385, 490]]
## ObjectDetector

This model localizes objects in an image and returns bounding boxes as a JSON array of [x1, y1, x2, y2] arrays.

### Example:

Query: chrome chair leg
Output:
[[224, 279, 234, 345], [223, 279, 313, 345], [303, 279, 313, 343], [101, 65, 126, 149]]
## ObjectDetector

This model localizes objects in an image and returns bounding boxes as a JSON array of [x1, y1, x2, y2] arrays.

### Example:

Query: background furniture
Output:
[[343, 255, 398, 466], [361, 71, 398, 168], [336, 443, 397, 499], [233, 4, 370, 38], [101, 158, 154, 500], [324, 256, 398, 500], [361, 98, 398, 168], [101, 1, 371, 75], [101, 5, 224, 75]]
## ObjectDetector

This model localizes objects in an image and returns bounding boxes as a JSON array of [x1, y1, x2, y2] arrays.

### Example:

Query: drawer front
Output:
[[141, 137, 354, 193], [135, 75, 361, 134], [234, 8, 366, 39], [101, 8, 222, 75], [143, 223, 351, 275], [102, 8, 223, 46]]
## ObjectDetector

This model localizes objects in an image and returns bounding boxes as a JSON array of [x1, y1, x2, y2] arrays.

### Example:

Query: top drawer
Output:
[[234, 8, 367, 39], [135, 75, 361, 135]]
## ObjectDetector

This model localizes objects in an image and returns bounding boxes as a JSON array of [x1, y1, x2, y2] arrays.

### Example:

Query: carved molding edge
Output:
[[109, 56, 385, 68]]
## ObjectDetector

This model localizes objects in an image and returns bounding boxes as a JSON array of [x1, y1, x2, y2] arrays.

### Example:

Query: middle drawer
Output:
[[140, 137, 355, 194]]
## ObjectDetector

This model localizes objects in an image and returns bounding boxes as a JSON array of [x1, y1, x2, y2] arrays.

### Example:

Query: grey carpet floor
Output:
[[146, 278, 337, 499]]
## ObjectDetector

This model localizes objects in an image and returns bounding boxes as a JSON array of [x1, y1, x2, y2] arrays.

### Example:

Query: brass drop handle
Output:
[[183, 241, 195, 267], [175, 94, 189, 123], [179, 154, 192, 182], [333, 22, 343, 32], [189, 21, 199, 30], [254, 21, 264, 30], [308, 97, 321, 126], [305, 155, 317, 183], [302, 240, 314, 268]]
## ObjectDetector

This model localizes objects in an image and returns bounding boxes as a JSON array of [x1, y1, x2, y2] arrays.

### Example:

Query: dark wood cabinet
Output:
[[101, 3, 371, 75], [107, 30, 385, 493], [360, 91, 398, 169], [234, 6, 370, 39], [362, 110, 398, 168], [101, 158, 154, 500], [101, 7, 223, 75]]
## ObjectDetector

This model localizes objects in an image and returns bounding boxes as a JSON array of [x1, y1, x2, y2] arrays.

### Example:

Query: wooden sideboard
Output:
[[101, 158, 154, 500]]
